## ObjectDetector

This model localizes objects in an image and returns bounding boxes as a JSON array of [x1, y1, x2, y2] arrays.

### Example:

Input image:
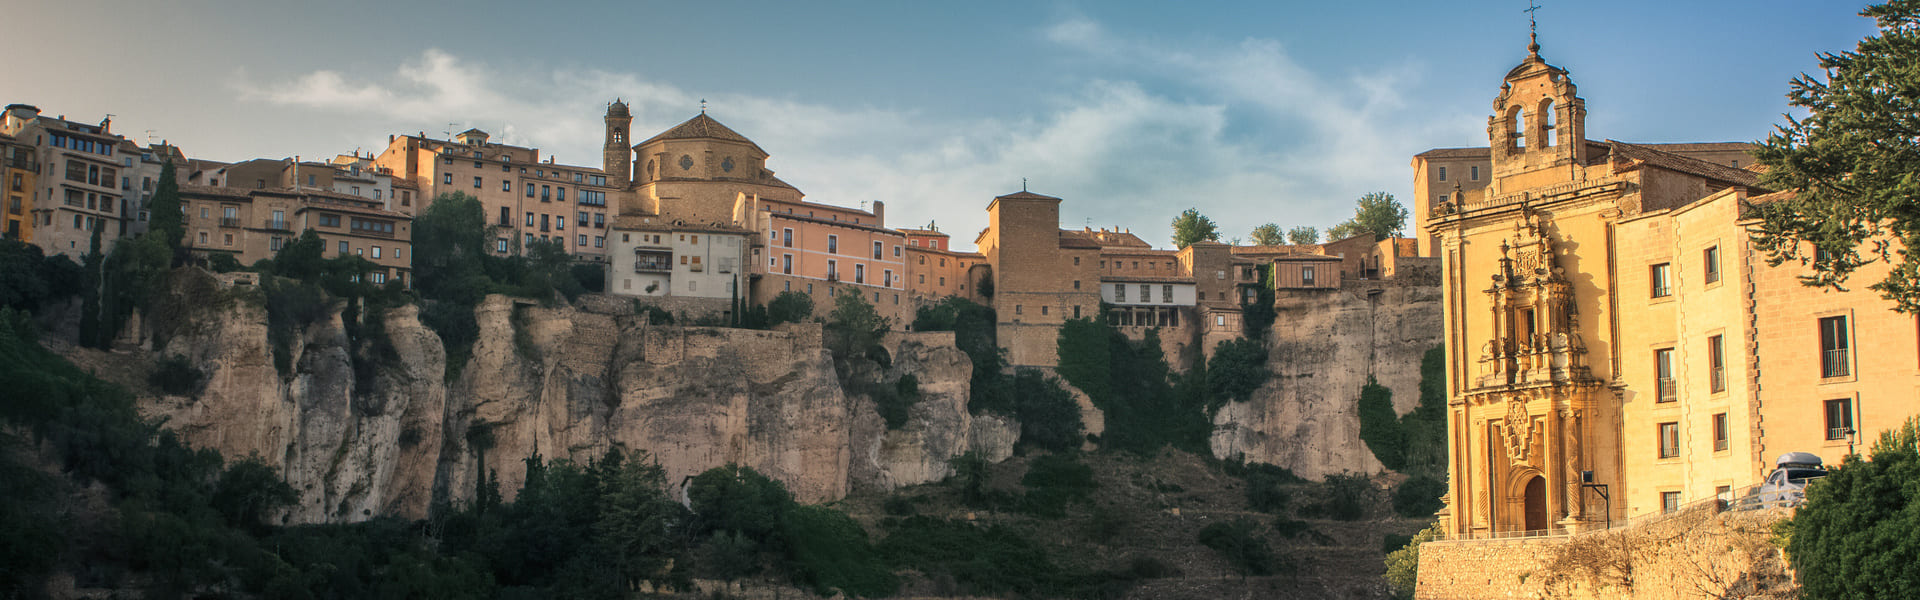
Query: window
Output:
[[1470, 166, 1481, 181], [1713, 413, 1729, 452], [372, 246, 382, 259], [1820, 316, 1850, 378], [1708, 335, 1726, 393], [1655, 348, 1676, 402], [782, 228, 793, 247], [444, 173, 453, 185], [526, 183, 535, 197], [224, 233, 233, 246], [1141, 284, 1152, 303], [1825, 399, 1853, 441], [339, 241, 349, 255], [526, 212, 535, 227], [1658, 422, 1680, 458], [1072, 280, 1080, 290], [541, 185, 550, 201], [556, 188, 565, 202], [1015, 305, 1023, 315], [473, 176, 482, 188], [1163, 285, 1174, 303], [502, 180, 509, 192], [1703, 246, 1721, 284], [1041, 306, 1049, 315], [855, 264, 865, 284], [1661, 491, 1682, 514], [319, 214, 341, 227], [372, 272, 386, 285], [1437, 166, 1448, 181], [827, 260, 838, 279], [1115, 284, 1127, 303], [873, 241, 882, 259], [1073, 306, 1081, 319], [1650, 263, 1671, 297], [782, 254, 793, 275], [1302, 266, 1316, 286], [579, 234, 588, 246], [894, 245, 901, 257], [828, 235, 838, 254], [556, 216, 565, 230], [594, 236, 604, 248], [497, 238, 509, 253]]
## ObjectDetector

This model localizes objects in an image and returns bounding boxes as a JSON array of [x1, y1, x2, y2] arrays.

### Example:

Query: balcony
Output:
[[634, 251, 672, 273], [1656, 377, 1676, 402], [262, 219, 290, 231], [219, 217, 243, 228], [1822, 349, 1850, 378], [827, 272, 840, 282]]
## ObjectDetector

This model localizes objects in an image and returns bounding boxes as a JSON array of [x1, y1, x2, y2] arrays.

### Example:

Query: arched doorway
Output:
[[1523, 476, 1548, 532]]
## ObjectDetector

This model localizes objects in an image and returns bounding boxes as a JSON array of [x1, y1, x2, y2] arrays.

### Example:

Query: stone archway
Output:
[[1523, 475, 1548, 532]]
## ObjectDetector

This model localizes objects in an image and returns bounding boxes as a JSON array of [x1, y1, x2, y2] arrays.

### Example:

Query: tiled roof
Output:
[[639, 113, 766, 154], [1058, 234, 1103, 249], [995, 191, 1061, 201], [1608, 141, 1762, 188], [610, 214, 750, 234], [1101, 274, 1194, 284], [1414, 147, 1492, 159]]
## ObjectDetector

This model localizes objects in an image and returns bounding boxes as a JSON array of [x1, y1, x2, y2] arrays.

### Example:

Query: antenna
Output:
[[1021, 177, 1028, 192], [445, 122, 457, 139]]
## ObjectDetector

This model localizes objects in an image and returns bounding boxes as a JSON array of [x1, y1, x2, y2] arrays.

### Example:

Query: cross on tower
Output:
[[700, 99, 707, 114], [1523, 2, 1543, 51]]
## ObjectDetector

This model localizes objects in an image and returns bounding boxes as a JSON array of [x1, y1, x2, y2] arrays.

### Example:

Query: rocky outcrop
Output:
[[1210, 278, 1442, 479], [132, 270, 1006, 524]]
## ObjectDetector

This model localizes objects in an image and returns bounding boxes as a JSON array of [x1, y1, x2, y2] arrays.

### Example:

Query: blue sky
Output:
[[2, 1, 1877, 248]]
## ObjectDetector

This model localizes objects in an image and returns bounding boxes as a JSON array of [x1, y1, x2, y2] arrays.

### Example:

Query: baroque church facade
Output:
[[1423, 41, 1920, 537]]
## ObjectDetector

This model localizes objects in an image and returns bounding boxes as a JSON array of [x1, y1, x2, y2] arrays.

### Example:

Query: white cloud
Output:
[[234, 22, 1479, 250]]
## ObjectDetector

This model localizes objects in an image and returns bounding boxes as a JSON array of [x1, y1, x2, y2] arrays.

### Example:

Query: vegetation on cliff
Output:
[[1055, 316, 1213, 454], [1786, 416, 1920, 599]]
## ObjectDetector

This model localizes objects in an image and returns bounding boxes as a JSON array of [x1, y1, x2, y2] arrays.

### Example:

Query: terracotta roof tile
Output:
[[1608, 140, 1762, 188]]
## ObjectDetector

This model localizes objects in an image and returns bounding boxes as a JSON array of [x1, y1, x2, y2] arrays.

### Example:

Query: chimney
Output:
[[871, 200, 885, 227]]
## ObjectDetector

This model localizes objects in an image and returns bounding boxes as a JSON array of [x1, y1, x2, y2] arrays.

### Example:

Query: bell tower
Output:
[[604, 99, 633, 186], [1487, 41, 1587, 193]]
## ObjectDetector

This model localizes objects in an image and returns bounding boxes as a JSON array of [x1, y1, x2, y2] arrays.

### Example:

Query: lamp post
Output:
[[1580, 470, 1610, 530]]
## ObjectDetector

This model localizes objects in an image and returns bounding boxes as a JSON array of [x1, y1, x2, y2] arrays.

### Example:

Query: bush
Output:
[[149, 354, 203, 395], [1384, 522, 1442, 599], [1357, 377, 1405, 470], [782, 505, 898, 597], [687, 464, 794, 543], [1197, 520, 1276, 576], [1018, 453, 1098, 517], [1297, 473, 1376, 521], [1241, 462, 1302, 514], [766, 291, 813, 325], [882, 494, 916, 517], [1392, 475, 1447, 518], [1207, 336, 1269, 407], [878, 516, 1060, 596], [1787, 417, 1920, 600], [1011, 370, 1084, 453]]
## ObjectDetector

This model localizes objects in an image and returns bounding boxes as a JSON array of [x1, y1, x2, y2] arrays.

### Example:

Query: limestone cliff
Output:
[[132, 269, 1009, 524], [1210, 276, 1443, 479]]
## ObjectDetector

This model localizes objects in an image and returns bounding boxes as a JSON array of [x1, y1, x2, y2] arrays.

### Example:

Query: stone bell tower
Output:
[[604, 99, 633, 186], [1487, 40, 1588, 194]]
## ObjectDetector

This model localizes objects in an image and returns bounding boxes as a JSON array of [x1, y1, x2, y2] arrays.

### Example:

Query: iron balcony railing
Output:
[[1822, 349, 1850, 378], [1656, 377, 1677, 402], [1710, 367, 1726, 393], [219, 217, 243, 228], [262, 219, 290, 231]]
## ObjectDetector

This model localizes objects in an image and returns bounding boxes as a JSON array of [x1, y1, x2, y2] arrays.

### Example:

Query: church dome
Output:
[[607, 99, 630, 117]]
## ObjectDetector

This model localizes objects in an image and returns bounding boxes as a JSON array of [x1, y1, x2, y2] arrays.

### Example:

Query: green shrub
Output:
[[687, 464, 794, 543], [882, 494, 916, 517], [878, 516, 1060, 596], [1297, 473, 1376, 521], [782, 505, 898, 597], [1384, 522, 1442, 599], [1018, 453, 1098, 517], [1392, 475, 1447, 518], [1011, 370, 1084, 452], [766, 291, 813, 325], [1197, 520, 1276, 576], [1207, 336, 1269, 407], [1240, 462, 1301, 514]]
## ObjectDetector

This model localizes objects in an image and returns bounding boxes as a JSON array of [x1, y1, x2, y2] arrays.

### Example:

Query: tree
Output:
[[148, 160, 186, 264], [1287, 226, 1320, 245], [1384, 522, 1442, 599], [825, 291, 889, 360], [1249, 223, 1286, 246], [1787, 416, 1920, 599], [767, 291, 814, 324], [1356, 377, 1406, 470], [1329, 192, 1408, 241], [595, 451, 685, 589], [1750, 1, 1920, 313], [1170, 208, 1220, 249]]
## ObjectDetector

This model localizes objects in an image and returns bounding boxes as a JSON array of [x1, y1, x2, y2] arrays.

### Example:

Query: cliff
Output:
[[1210, 275, 1443, 479], [129, 269, 1012, 524]]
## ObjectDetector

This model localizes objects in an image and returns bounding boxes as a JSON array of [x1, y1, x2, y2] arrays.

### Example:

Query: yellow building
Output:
[[1424, 41, 1920, 537], [3, 134, 37, 242]]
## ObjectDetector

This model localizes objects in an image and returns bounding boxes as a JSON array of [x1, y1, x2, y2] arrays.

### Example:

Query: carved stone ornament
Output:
[[1503, 399, 1536, 461]]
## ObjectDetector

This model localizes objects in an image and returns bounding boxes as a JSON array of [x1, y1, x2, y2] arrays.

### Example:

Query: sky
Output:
[[2, 1, 1879, 250]]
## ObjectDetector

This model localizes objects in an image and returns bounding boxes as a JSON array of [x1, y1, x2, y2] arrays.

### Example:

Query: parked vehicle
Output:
[[1754, 452, 1828, 508]]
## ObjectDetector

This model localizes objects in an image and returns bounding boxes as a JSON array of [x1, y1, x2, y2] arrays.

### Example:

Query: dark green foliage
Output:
[[213, 455, 299, 532], [826, 291, 890, 360], [782, 505, 899, 597], [1197, 520, 1276, 576], [148, 160, 186, 263], [1056, 320, 1210, 454], [878, 516, 1062, 596], [569, 262, 604, 294], [1018, 453, 1098, 517], [1356, 377, 1405, 470], [1786, 417, 1920, 599], [148, 354, 203, 395], [1392, 475, 1447, 518], [1287, 226, 1319, 245], [0, 238, 83, 313], [1249, 223, 1286, 246], [1297, 473, 1376, 521], [694, 530, 762, 580], [1240, 264, 1277, 335], [767, 290, 814, 324], [1750, 1, 1920, 312], [688, 464, 795, 542], [883, 494, 917, 516], [873, 373, 921, 430], [1169, 208, 1221, 249], [913, 296, 1008, 416], [1011, 370, 1085, 453], [948, 452, 990, 508], [262, 277, 330, 376], [1328, 191, 1408, 241], [1207, 336, 1269, 406], [206, 252, 243, 273], [1242, 463, 1301, 514]]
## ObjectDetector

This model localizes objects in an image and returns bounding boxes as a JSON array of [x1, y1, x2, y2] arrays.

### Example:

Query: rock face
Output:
[[1210, 277, 1443, 480], [137, 270, 1006, 524]]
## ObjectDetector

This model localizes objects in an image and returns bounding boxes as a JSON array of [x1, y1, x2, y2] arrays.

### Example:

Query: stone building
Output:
[[0, 104, 140, 258], [900, 225, 987, 306], [1422, 40, 1920, 538], [3, 134, 37, 242], [372, 127, 616, 262], [603, 105, 911, 325], [178, 184, 414, 286]]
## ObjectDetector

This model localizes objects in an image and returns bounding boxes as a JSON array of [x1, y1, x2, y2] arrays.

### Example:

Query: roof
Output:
[[1101, 274, 1195, 284], [994, 190, 1062, 201], [897, 228, 948, 237], [178, 184, 251, 199], [639, 113, 766, 154], [1608, 141, 1762, 188], [769, 211, 903, 236], [1414, 147, 1492, 160], [1413, 142, 1755, 162], [610, 214, 750, 234], [1058, 233, 1103, 249]]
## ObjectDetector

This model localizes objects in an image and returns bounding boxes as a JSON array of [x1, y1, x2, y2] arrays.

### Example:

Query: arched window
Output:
[[1508, 106, 1525, 149], [1537, 99, 1557, 147]]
